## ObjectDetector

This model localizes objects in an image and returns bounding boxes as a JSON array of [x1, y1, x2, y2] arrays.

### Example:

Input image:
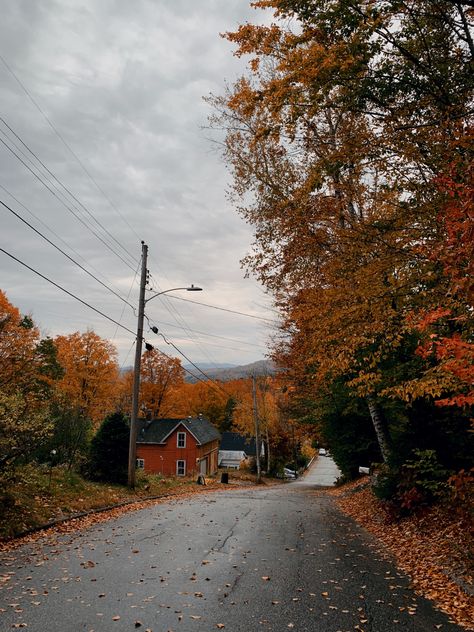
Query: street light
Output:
[[145, 284, 202, 304], [127, 242, 203, 488]]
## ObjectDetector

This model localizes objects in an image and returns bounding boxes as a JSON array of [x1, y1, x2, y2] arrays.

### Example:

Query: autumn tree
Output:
[[170, 380, 231, 429], [0, 390, 52, 483], [55, 330, 120, 428], [0, 290, 39, 392], [212, 0, 473, 469], [0, 291, 55, 480], [136, 348, 185, 419]]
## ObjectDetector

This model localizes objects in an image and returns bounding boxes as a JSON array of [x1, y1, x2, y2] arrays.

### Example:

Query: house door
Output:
[[200, 457, 207, 475]]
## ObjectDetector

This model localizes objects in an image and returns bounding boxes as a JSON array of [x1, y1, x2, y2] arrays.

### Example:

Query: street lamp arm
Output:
[[145, 285, 202, 304]]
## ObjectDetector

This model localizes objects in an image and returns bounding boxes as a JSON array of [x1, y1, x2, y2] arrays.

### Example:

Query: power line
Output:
[[0, 247, 136, 336], [111, 261, 140, 341], [165, 294, 277, 323], [153, 328, 230, 398], [145, 312, 267, 350], [0, 181, 130, 299], [0, 197, 136, 312], [0, 55, 143, 248], [0, 116, 138, 268], [147, 270, 223, 368], [0, 135, 137, 272]]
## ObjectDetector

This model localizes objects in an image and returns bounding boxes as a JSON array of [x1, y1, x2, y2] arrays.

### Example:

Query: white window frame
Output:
[[136, 458, 145, 469], [176, 459, 186, 476], [177, 431, 186, 448]]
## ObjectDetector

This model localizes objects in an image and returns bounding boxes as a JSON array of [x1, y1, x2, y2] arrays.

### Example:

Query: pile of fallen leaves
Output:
[[335, 480, 474, 630]]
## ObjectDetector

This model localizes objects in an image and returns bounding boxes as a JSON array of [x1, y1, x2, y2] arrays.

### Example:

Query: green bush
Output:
[[373, 449, 451, 513], [88, 412, 129, 484]]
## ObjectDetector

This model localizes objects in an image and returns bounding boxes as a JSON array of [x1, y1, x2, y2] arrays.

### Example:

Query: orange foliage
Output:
[[0, 289, 39, 391], [139, 348, 185, 418], [55, 330, 120, 428]]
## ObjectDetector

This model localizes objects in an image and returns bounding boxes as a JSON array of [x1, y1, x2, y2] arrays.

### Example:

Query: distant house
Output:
[[218, 432, 263, 470], [136, 416, 220, 477]]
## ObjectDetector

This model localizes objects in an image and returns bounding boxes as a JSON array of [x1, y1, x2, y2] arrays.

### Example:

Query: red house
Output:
[[136, 416, 220, 477]]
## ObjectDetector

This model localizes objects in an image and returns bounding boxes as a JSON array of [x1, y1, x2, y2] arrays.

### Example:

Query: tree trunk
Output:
[[366, 396, 391, 463]]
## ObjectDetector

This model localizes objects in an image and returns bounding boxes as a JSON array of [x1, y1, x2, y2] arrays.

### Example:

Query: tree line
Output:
[[210, 0, 473, 510], [0, 288, 312, 490]]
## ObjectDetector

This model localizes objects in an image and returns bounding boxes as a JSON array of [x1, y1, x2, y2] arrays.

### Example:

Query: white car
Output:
[[283, 467, 297, 479], [318, 448, 327, 456]]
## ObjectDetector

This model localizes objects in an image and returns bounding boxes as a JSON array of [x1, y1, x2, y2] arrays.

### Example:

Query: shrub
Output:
[[88, 412, 129, 485]]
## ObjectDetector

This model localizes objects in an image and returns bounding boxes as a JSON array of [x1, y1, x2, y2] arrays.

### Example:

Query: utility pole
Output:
[[252, 374, 261, 484], [128, 241, 148, 488]]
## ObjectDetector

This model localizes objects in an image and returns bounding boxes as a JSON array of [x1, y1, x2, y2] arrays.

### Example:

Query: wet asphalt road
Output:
[[0, 467, 462, 632]]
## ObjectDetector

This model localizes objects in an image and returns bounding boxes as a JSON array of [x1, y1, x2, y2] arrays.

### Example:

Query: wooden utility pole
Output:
[[127, 241, 148, 488], [252, 374, 261, 484]]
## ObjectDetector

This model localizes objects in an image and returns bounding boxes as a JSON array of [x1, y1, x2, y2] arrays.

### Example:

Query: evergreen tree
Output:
[[89, 412, 129, 484]]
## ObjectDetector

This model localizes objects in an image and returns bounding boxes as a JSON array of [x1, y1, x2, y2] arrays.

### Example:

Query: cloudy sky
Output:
[[0, 0, 278, 371]]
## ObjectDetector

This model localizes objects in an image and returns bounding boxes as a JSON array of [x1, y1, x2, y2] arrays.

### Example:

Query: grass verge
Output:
[[0, 463, 224, 541]]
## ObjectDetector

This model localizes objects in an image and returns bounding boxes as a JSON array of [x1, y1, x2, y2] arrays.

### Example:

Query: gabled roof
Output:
[[219, 432, 257, 455], [137, 416, 220, 446]]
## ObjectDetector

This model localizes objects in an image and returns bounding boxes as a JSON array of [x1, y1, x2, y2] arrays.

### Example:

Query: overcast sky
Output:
[[0, 0, 278, 370]]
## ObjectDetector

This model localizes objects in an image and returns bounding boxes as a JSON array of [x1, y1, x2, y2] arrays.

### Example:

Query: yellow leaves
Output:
[[55, 330, 119, 428], [347, 372, 382, 397]]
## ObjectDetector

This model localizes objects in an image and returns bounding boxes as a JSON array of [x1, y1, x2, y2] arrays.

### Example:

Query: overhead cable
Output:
[[0, 182, 128, 296], [0, 116, 139, 268], [0, 197, 136, 311], [0, 135, 137, 272], [0, 247, 136, 336], [164, 294, 277, 323], [0, 55, 142, 247], [149, 326, 230, 398]]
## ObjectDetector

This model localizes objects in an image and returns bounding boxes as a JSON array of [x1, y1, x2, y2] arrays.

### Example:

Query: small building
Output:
[[218, 432, 262, 470], [136, 416, 220, 477]]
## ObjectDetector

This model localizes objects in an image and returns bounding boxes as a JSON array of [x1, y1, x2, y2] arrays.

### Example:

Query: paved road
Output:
[[297, 456, 341, 487], [0, 478, 462, 632]]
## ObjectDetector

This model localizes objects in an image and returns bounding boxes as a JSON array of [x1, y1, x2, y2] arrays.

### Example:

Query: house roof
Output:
[[219, 432, 257, 455], [137, 416, 220, 446]]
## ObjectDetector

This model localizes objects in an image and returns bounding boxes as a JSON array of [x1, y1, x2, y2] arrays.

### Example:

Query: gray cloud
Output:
[[0, 0, 276, 368]]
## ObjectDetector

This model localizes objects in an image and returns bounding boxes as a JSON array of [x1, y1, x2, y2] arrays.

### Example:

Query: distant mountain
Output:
[[183, 362, 236, 372], [120, 360, 278, 383], [184, 359, 276, 383]]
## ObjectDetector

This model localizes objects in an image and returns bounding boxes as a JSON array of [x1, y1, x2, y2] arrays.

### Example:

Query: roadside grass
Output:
[[0, 463, 209, 540]]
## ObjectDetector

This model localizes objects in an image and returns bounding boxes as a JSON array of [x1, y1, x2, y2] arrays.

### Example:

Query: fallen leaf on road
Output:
[[216, 625, 225, 629], [261, 576, 270, 581], [112, 616, 120, 621]]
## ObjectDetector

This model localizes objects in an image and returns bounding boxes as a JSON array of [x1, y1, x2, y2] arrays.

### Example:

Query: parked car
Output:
[[283, 467, 297, 479], [318, 448, 327, 456]]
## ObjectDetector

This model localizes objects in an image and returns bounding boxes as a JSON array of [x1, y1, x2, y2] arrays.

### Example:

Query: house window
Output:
[[136, 458, 145, 469], [176, 460, 186, 476], [177, 432, 186, 448]]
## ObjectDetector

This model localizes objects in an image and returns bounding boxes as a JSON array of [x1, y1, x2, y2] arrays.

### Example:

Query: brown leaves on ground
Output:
[[335, 483, 474, 630]]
